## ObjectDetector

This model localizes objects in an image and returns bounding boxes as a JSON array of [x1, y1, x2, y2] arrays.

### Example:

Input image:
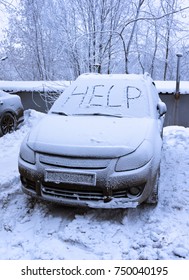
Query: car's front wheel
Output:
[[0, 112, 16, 136]]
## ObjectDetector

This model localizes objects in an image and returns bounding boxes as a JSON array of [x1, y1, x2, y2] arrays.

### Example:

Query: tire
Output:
[[0, 112, 16, 136]]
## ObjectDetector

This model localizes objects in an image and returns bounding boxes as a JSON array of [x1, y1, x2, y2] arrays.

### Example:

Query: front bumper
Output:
[[18, 153, 155, 209]]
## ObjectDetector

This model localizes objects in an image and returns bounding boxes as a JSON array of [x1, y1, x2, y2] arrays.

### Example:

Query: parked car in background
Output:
[[0, 90, 24, 136], [18, 73, 166, 209]]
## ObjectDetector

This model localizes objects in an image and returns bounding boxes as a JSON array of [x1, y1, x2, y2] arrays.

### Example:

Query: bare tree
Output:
[[61, 0, 128, 76], [1, 0, 189, 81], [123, 0, 145, 73]]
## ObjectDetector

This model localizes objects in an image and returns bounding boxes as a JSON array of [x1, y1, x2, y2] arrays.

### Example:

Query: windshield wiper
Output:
[[51, 111, 68, 116], [73, 113, 122, 118], [90, 113, 122, 118]]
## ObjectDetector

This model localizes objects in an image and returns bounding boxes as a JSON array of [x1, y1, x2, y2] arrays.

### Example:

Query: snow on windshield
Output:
[[51, 79, 150, 117]]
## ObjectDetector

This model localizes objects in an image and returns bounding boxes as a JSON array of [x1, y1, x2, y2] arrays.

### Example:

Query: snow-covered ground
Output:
[[0, 109, 189, 260]]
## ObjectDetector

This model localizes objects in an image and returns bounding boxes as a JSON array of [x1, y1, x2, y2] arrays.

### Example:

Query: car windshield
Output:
[[50, 77, 150, 118]]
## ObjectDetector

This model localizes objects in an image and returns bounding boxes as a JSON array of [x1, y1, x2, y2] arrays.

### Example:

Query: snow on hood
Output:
[[27, 114, 151, 158]]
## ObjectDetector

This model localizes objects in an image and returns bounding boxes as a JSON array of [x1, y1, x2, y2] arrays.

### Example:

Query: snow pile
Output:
[[0, 110, 189, 260]]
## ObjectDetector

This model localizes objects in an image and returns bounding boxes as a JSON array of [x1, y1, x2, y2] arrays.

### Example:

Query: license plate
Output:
[[45, 169, 96, 186]]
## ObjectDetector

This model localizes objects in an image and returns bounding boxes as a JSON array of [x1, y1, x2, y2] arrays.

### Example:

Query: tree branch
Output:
[[120, 5, 189, 34]]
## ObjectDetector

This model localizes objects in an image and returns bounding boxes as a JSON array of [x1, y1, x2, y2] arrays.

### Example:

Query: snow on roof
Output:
[[0, 80, 71, 93], [0, 78, 189, 94], [79, 72, 150, 80], [155, 80, 189, 94]]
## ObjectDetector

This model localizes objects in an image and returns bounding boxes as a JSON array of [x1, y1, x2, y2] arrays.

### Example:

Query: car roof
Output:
[[77, 72, 153, 82]]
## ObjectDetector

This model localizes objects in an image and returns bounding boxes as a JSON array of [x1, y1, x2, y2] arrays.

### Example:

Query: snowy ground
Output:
[[0, 109, 189, 260]]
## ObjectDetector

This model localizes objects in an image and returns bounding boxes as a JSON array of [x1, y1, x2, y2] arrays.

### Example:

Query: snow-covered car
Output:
[[18, 73, 166, 208], [0, 90, 24, 136]]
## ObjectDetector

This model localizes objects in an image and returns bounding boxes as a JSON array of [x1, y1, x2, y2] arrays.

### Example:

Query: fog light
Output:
[[127, 186, 142, 197]]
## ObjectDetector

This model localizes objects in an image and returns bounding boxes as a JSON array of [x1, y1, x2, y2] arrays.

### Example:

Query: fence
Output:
[[155, 80, 189, 127], [0, 80, 70, 112]]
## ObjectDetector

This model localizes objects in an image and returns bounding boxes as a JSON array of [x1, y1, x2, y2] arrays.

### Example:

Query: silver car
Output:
[[0, 90, 24, 136], [18, 73, 166, 208]]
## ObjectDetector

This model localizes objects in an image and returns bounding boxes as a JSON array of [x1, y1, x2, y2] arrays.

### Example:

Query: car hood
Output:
[[27, 114, 153, 158]]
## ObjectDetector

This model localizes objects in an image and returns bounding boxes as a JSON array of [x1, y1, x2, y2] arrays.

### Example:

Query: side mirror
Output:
[[157, 101, 167, 117]]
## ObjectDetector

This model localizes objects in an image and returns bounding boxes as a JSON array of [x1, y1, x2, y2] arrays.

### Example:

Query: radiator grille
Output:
[[39, 154, 111, 169]]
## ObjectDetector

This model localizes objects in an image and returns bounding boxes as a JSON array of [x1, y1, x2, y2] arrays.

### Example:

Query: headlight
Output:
[[19, 136, 36, 164], [115, 140, 152, 171]]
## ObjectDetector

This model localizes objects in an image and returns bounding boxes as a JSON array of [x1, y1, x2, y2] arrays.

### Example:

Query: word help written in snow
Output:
[[63, 84, 142, 108]]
